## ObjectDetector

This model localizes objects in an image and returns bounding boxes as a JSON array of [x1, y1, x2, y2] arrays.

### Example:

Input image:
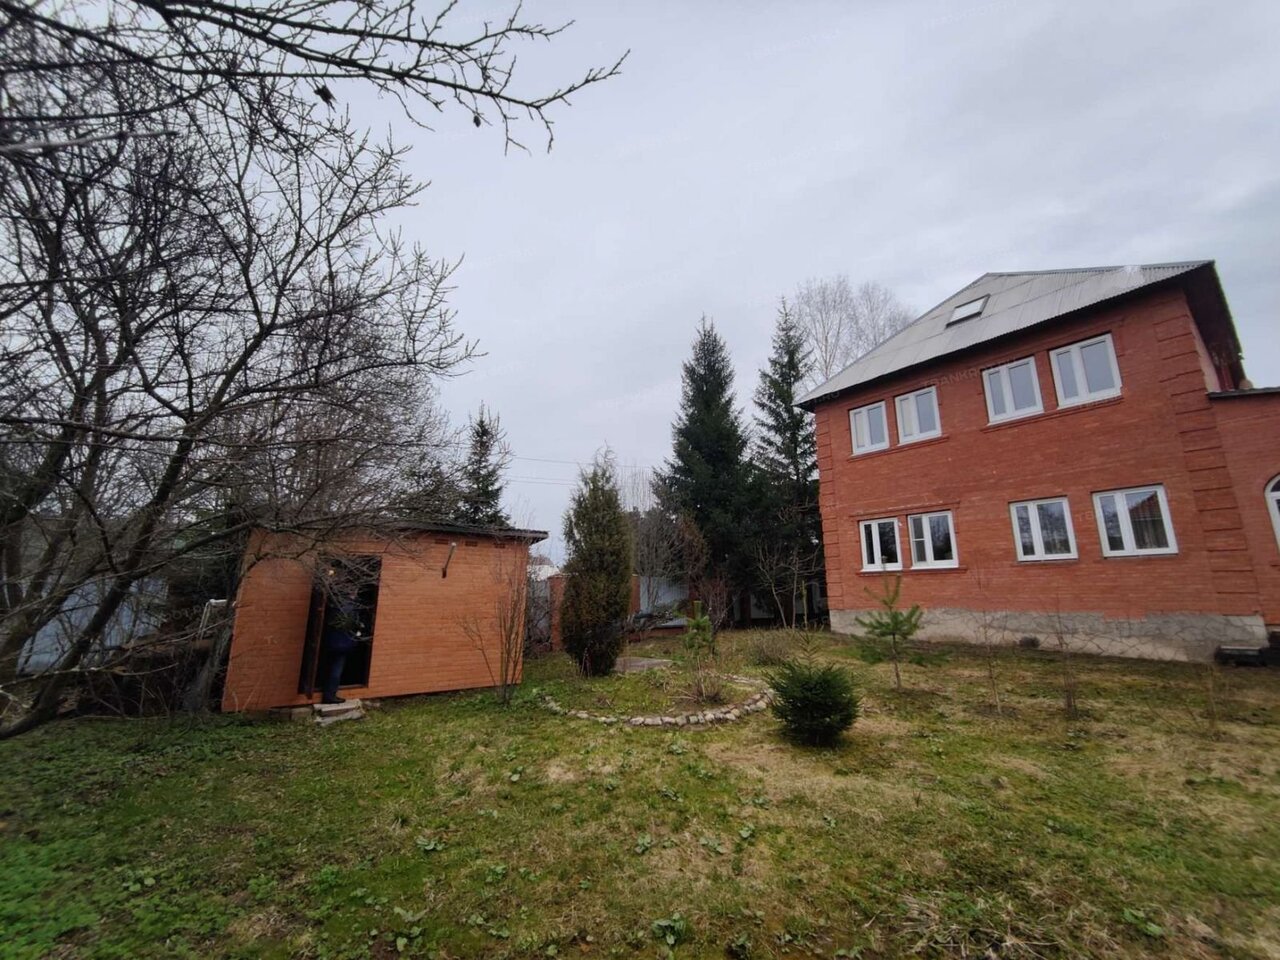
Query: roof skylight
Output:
[[948, 295, 988, 324]]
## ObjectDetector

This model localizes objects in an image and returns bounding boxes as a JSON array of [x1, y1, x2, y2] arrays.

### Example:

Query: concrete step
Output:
[[312, 700, 366, 723], [313, 699, 362, 715]]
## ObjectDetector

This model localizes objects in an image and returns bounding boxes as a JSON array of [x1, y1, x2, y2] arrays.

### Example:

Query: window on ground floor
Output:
[[1092, 485, 1177, 557], [859, 517, 901, 571], [908, 510, 957, 568], [1010, 497, 1077, 561]]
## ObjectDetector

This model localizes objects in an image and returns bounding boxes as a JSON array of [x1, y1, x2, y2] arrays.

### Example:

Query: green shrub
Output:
[[765, 659, 859, 746], [563, 622, 624, 678], [560, 456, 633, 676]]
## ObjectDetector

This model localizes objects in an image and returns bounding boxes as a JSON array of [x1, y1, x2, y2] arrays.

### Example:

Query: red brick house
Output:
[[799, 261, 1279, 660], [221, 521, 546, 711]]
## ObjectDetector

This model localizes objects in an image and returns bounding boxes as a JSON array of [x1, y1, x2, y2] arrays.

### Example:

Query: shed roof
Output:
[[390, 520, 548, 543], [255, 518, 548, 543], [798, 261, 1216, 408]]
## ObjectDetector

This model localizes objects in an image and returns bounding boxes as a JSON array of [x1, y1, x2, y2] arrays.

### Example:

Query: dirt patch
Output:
[[703, 738, 916, 811], [542, 760, 580, 783]]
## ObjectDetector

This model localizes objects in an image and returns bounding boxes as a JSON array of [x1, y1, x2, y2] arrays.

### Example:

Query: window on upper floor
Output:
[[850, 401, 889, 455], [895, 386, 941, 444], [1010, 497, 1077, 561], [908, 510, 958, 568], [1268, 476, 1280, 551], [1092, 485, 1177, 557], [1051, 333, 1121, 407], [859, 518, 901, 571], [984, 357, 1043, 423]]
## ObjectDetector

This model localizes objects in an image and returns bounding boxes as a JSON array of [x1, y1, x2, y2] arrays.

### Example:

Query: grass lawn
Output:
[[2, 631, 1278, 959]]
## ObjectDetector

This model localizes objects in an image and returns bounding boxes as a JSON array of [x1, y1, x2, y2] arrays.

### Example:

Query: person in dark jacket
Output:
[[321, 591, 361, 704]]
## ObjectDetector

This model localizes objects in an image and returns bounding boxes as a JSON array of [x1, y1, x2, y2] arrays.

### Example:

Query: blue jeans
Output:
[[321, 650, 348, 702]]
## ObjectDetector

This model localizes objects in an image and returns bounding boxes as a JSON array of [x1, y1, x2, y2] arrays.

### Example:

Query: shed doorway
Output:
[[298, 556, 382, 697]]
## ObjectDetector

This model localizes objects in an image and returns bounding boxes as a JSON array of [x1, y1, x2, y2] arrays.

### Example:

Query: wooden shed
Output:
[[221, 522, 547, 712]]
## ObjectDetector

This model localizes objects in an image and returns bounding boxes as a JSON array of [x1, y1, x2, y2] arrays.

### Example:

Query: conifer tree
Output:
[[457, 405, 511, 528], [561, 455, 634, 676], [656, 317, 752, 592], [754, 301, 818, 508], [751, 301, 822, 623]]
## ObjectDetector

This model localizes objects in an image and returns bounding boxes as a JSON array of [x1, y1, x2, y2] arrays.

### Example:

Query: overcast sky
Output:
[[354, 0, 1280, 560]]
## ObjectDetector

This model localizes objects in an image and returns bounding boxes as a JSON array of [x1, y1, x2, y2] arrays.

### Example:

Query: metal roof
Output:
[[798, 261, 1213, 408]]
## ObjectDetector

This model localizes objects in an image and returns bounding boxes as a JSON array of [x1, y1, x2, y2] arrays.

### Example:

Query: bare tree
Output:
[[0, 67, 426, 734], [958, 565, 1010, 716], [622, 467, 681, 617], [0, 0, 626, 155], [751, 505, 824, 628], [0, 1, 620, 737], [791, 276, 915, 387], [461, 547, 529, 706]]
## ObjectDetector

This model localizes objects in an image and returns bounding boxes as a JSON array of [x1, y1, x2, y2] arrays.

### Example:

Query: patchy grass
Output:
[[2, 631, 1278, 959]]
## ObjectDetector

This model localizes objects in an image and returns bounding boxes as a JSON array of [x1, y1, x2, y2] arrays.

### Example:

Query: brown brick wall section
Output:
[[221, 530, 531, 712], [813, 286, 1276, 631], [1211, 393, 1280, 626]]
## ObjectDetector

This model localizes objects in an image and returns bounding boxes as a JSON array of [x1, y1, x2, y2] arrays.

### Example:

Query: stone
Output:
[[676, 715, 687, 726], [630, 717, 644, 726]]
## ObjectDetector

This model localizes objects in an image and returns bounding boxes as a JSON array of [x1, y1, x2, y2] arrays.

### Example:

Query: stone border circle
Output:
[[539, 673, 774, 728]]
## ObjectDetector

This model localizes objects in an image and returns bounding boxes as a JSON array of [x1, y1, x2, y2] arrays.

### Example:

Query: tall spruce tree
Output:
[[751, 301, 822, 623], [457, 405, 511, 528], [657, 317, 752, 592], [561, 455, 634, 676]]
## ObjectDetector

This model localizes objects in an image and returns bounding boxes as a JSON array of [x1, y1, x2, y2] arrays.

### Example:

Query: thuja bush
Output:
[[560, 456, 633, 676], [766, 659, 859, 746]]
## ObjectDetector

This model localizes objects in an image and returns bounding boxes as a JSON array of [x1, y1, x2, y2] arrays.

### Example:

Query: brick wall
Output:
[[813, 285, 1277, 657], [221, 530, 531, 712], [1211, 393, 1280, 626]]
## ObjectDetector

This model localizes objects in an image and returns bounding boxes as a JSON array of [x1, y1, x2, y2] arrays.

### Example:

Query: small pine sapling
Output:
[[682, 600, 723, 704], [855, 576, 922, 691], [682, 600, 715, 658]]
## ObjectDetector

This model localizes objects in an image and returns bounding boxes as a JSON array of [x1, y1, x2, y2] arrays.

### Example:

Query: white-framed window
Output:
[[1051, 333, 1122, 407], [859, 518, 902, 571], [1010, 497, 1077, 561], [895, 386, 941, 444], [984, 357, 1043, 423], [1267, 476, 1280, 551], [907, 510, 958, 568], [1092, 485, 1177, 557], [850, 401, 889, 455]]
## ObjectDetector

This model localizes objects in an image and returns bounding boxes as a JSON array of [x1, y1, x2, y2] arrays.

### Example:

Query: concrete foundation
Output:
[[829, 607, 1268, 662]]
